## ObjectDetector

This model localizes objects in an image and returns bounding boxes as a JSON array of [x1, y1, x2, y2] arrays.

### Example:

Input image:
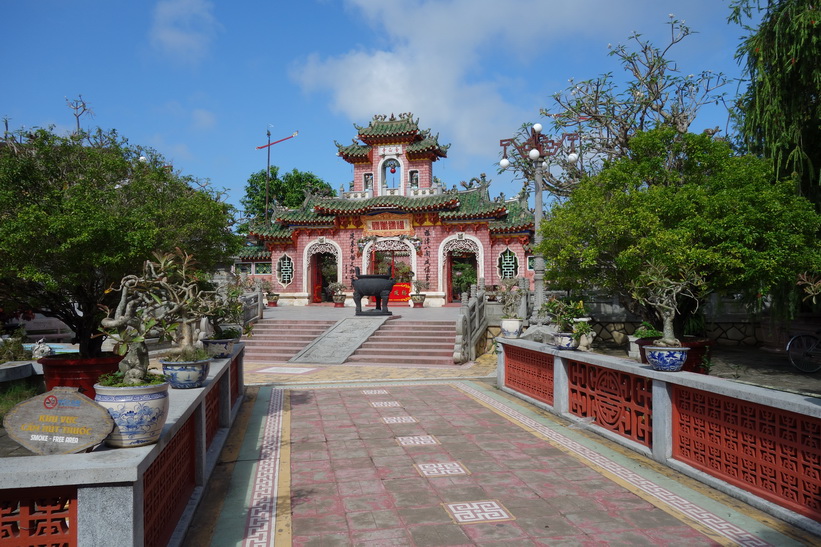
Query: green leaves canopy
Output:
[[0, 128, 242, 357], [538, 128, 821, 312]]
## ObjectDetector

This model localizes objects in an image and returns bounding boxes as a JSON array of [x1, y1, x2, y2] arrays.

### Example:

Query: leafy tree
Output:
[[538, 128, 821, 331], [239, 166, 334, 232], [729, 0, 821, 206], [504, 18, 731, 197], [0, 127, 242, 358]]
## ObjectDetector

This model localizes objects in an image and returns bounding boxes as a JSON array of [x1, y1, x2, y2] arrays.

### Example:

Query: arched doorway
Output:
[[442, 238, 479, 302], [306, 241, 340, 303]]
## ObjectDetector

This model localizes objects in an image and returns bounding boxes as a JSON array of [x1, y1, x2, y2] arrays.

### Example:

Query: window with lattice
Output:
[[498, 248, 519, 279], [277, 254, 294, 287], [255, 262, 272, 274], [235, 263, 252, 274]]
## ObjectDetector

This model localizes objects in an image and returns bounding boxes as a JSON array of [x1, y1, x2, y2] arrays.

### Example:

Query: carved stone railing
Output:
[[453, 280, 488, 363], [496, 338, 821, 536]]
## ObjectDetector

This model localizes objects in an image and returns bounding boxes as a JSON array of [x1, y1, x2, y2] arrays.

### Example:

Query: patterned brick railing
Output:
[[673, 386, 821, 520], [504, 344, 554, 405], [0, 345, 245, 546], [497, 338, 821, 532], [0, 486, 77, 547], [567, 359, 653, 448]]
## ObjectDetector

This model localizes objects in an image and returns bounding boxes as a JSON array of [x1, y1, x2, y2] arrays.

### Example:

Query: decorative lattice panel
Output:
[[0, 486, 77, 547], [504, 345, 554, 405], [276, 254, 294, 287], [205, 385, 221, 448], [673, 386, 821, 519], [442, 238, 479, 261], [143, 418, 196, 547], [567, 360, 653, 448], [497, 248, 519, 279]]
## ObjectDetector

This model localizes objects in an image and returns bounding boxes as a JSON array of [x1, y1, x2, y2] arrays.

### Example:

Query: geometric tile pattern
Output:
[[371, 401, 401, 407], [382, 416, 417, 424], [443, 500, 514, 524], [243, 388, 284, 547], [396, 435, 439, 446], [415, 461, 470, 477], [456, 383, 773, 547], [362, 389, 389, 395]]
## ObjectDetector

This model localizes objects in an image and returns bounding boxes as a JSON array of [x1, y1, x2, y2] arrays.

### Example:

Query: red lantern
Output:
[[390, 167, 396, 174]]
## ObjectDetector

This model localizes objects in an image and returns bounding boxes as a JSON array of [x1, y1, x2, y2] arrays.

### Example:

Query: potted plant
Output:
[[328, 282, 348, 307], [259, 278, 279, 307], [0, 126, 240, 397], [542, 297, 589, 350], [411, 280, 429, 308], [630, 262, 705, 371], [202, 275, 245, 359], [497, 279, 523, 338], [97, 273, 172, 448], [629, 321, 663, 360]]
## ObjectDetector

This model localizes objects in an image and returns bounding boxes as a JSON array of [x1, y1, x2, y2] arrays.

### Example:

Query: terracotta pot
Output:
[[38, 353, 124, 399]]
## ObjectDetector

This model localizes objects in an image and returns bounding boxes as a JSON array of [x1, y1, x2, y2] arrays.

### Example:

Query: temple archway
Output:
[[439, 235, 483, 302], [304, 239, 341, 303]]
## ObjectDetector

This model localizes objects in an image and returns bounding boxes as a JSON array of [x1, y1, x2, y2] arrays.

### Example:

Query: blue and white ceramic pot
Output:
[[202, 338, 236, 359], [94, 381, 169, 447], [500, 318, 523, 338], [553, 332, 579, 350], [160, 358, 211, 389], [646, 346, 690, 372]]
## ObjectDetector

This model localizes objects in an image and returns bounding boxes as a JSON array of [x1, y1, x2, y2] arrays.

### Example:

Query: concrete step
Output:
[[344, 354, 454, 366], [241, 319, 337, 363]]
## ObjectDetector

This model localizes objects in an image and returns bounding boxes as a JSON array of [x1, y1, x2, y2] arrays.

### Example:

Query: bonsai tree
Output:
[[542, 297, 590, 340], [0, 127, 241, 359], [327, 282, 347, 296], [630, 262, 705, 347], [412, 279, 429, 295], [101, 249, 228, 383], [497, 279, 522, 319]]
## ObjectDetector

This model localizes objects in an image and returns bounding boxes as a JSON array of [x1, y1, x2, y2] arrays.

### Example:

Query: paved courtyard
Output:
[[185, 353, 819, 545]]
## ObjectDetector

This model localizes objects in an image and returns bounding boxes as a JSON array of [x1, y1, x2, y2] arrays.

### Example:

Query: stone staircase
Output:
[[242, 319, 336, 362], [344, 320, 457, 367]]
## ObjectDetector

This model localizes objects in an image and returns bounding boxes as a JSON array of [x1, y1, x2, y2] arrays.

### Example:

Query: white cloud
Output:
[[191, 108, 216, 130], [149, 0, 222, 65]]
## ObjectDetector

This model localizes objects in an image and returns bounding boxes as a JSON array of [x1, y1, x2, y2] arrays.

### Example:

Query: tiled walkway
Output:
[[199, 377, 814, 546]]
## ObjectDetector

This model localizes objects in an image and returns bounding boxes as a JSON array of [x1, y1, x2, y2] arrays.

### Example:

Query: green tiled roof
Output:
[[248, 222, 297, 240], [406, 136, 449, 160], [439, 186, 507, 221], [311, 193, 460, 215], [489, 197, 534, 234], [236, 244, 270, 260], [355, 113, 420, 142], [334, 140, 370, 162]]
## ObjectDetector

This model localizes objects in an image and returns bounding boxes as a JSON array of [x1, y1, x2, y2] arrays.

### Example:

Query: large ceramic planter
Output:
[[94, 381, 170, 447], [411, 294, 426, 308], [266, 293, 279, 307], [646, 346, 690, 372], [638, 337, 712, 373], [38, 353, 124, 399], [160, 358, 211, 389], [332, 294, 346, 308], [553, 332, 580, 350], [500, 318, 523, 338], [202, 338, 236, 359]]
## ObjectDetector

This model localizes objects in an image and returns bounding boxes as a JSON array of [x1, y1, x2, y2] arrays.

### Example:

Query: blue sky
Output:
[[2, 1, 752, 214]]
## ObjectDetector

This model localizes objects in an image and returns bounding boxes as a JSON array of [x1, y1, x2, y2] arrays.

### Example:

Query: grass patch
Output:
[[0, 377, 44, 423]]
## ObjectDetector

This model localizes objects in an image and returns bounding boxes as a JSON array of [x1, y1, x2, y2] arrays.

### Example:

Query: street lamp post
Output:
[[499, 124, 579, 325], [256, 130, 299, 224]]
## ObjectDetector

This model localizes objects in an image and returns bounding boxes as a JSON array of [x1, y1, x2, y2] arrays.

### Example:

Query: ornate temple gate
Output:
[[443, 238, 479, 302], [306, 240, 339, 303]]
